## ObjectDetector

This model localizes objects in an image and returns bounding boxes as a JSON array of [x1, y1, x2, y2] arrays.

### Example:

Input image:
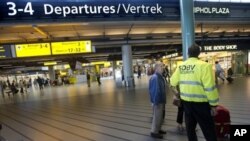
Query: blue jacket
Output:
[[149, 73, 167, 105]]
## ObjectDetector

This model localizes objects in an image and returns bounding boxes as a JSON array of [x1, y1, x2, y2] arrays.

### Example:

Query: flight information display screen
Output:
[[15, 43, 51, 57], [51, 40, 92, 55]]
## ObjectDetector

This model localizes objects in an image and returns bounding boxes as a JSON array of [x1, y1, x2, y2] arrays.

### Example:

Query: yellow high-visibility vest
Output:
[[170, 58, 219, 106]]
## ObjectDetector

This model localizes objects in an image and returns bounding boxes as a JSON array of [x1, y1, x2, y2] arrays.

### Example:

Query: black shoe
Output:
[[150, 133, 163, 139], [159, 130, 167, 134]]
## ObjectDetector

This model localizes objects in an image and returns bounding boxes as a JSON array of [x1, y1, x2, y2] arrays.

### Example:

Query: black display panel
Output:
[[0, 45, 12, 58]]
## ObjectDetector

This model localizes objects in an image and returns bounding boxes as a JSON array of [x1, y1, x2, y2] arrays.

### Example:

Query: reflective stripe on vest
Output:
[[204, 85, 217, 92], [180, 81, 217, 92], [209, 98, 219, 104], [180, 93, 207, 99]]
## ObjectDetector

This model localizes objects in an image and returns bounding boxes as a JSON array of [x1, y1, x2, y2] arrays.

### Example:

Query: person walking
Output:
[[163, 65, 170, 83], [37, 77, 44, 90], [215, 61, 225, 84], [96, 72, 101, 86], [87, 71, 91, 87], [149, 62, 167, 139], [19, 80, 24, 93], [0, 81, 3, 95], [137, 66, 142, 79], [170, 44, 219, 141]]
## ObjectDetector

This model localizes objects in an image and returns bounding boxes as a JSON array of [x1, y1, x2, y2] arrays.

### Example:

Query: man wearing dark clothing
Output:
[[37, 77, 43, 90], [87, 72, 91, 87], [149, 62, 167, 139], [227, 67, 233, 77], [96, 72, 101, 86], [163, 66, 170, 82], [137, 66, 142, 79]]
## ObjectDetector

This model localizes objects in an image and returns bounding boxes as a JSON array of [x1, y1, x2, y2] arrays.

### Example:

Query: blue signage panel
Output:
[[1, 1, 248, 23], [0, 0, 180, 22]]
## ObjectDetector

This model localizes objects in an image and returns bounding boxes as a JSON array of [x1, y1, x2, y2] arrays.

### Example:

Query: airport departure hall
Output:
[[0, 0, 250, 141]]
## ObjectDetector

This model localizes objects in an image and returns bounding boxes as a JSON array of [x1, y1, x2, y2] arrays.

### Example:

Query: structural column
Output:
[[180, 0, 195, 60], [112, 61, 117, 80], [48, 66, 55, 81], [122, 45, 134, 87]]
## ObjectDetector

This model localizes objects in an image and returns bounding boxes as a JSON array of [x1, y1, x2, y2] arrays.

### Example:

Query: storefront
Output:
[[162, 42, 250, 76], [201, 43, 249, 76]]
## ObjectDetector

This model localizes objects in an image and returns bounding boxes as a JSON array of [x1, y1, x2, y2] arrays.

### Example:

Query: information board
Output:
[[15, 43, 51, 57], [51, 41, 92, 55]]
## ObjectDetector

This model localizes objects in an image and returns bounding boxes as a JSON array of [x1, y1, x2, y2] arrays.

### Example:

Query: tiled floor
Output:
[[0, 76, 250, 141]]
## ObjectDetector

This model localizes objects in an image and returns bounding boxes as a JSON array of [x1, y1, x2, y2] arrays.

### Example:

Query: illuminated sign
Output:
[[194, 7, 230, 14], [0, 45, 12, 58], [52, 41, 92, 55], [44, 61, 57, 66], [163, 53, 178, 59], [15, 43, 51, 57], [203, 45, 237, 51]]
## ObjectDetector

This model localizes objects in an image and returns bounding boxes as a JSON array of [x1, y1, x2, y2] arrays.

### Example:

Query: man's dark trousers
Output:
[[182, 101, 217, 141]]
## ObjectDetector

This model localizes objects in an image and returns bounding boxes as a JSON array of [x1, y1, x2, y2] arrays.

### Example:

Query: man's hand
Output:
[[170, 86, 179, 96], [211, 107, 217, 116]]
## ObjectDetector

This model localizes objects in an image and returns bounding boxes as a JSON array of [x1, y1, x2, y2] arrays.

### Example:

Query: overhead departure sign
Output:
[[0, 0, 178, 22], [0, 0, 238, 23], [52, 41, 92, 55], [15, 43, 51, 57]]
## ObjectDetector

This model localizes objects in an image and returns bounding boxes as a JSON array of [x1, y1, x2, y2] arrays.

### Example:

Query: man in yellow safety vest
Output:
[[170, 44, 219, 141]]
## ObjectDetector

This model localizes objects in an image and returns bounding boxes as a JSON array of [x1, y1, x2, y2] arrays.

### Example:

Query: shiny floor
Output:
[[0, 76, 250, 141]]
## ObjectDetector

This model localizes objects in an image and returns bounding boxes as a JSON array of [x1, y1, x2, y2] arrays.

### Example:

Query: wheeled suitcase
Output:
[[214, 105, 230, 140], [226, 77, 233, 83], [0, 124, 7, 141]]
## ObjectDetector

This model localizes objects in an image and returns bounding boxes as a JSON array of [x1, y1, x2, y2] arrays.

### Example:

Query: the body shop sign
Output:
[[203, 45, 237, 52]]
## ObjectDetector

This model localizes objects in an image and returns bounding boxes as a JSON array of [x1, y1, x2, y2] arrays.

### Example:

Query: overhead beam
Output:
[[32, 25, 51, 38]]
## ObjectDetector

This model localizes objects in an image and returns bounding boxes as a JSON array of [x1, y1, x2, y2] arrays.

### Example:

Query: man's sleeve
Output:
[[170, 66, 180, 87], [149, 76, 159, 104], [202, 64, 219, 106]]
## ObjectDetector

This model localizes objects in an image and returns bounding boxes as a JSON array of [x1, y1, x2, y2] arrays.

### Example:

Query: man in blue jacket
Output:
[[149, 62, 167, 139]]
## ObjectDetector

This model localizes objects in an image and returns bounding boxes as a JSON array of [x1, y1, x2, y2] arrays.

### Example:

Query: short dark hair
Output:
[[188, 44, 200, 58]]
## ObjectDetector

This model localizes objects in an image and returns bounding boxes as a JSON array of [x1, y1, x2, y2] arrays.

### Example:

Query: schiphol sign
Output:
[[0, 0, 231, 22], [194, 7, 230, 15]]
